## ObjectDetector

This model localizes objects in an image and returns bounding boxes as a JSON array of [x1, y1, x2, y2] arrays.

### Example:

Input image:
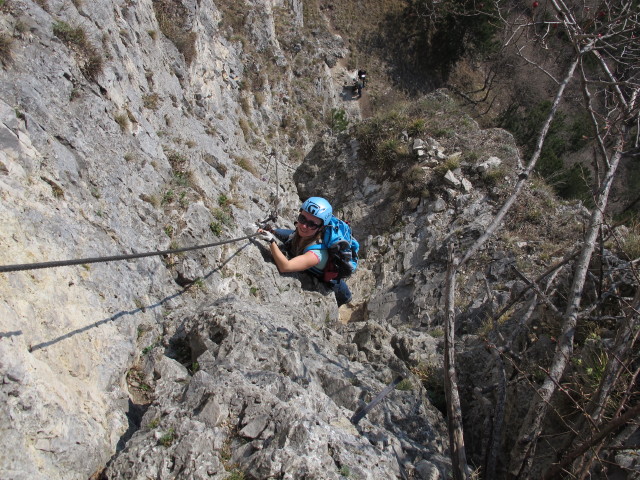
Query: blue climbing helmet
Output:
[[300, 197, 333, 226]]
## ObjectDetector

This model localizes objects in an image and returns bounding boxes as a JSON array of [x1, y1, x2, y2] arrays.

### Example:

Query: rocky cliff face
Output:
[[0, 0, 450, 478]]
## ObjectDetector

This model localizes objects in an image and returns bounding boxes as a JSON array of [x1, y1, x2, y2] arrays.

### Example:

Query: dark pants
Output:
[[329, 279, 352, 306]]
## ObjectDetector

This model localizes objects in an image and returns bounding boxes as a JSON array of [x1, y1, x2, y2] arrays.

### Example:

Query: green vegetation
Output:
[[147, 418, 160, 429], [158, 428, 176, 447], [571, 348, 609, 394], [218, 194, 231, 208], [355, 111, 411, 171], [433, 156, 461, 178], [395, 379, 413, 391], [482, 166, 507, 187], [210, 221, 223, 236], [213, 207, 234, 228], [401, 165, 428, 197], [326, 0, 500, 91], [161, 189, 175, 205], [53, 20, 88, 46], [329, 108, 349, 133], [499, 101, 592, 202], [339, 465, 351, 477], [224, 469, 245, 480]]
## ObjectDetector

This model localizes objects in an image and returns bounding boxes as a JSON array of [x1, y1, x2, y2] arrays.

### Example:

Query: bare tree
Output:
[[441, 0, 639, 478]]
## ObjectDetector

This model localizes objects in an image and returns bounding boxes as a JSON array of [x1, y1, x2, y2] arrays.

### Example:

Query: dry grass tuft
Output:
[[0, 33, 13, 66], [152, 0, 197, 64], [52, 21, 103, 81]]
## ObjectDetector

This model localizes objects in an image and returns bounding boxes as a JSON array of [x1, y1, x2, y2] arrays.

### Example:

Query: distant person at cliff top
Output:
[[357, 69, 367, 88]]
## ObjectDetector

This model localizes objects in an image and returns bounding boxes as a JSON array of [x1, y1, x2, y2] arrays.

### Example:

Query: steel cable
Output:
[[0, 233, 259, 273]]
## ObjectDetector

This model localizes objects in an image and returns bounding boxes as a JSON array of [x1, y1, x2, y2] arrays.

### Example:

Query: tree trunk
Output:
[[444, 244, 469, 480]]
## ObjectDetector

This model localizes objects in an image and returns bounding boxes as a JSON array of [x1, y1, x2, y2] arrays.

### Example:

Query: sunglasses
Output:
[[297, 213, 322, 230]]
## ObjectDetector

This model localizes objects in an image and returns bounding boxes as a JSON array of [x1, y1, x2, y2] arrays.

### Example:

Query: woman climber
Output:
[[257, 197, 352, 307]]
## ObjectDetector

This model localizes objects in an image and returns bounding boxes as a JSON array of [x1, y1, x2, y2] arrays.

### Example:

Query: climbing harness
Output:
[[0, 233, 260, 273], [351, 376, 404, 425]]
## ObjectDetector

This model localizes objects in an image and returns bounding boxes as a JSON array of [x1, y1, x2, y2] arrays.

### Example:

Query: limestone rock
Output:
[[444, 170, 461, 187], [476, 156, 502, 173]]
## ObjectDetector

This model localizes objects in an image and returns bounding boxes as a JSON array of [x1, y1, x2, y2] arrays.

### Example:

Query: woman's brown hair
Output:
[[290, 230, 322, 257]]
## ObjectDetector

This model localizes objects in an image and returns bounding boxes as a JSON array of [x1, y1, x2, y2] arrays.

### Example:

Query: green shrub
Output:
[[225, 469, 245, 480], [554, 164, 593, 206], [213, 208, 234, 227], [161, 189, 175, 205], [165, 149, 188, 176], [407, 118, 426, 137], [433, 157, 461, 178], [395, 379, 413, 391], [210, 222, 223, 236], [218, 194, 231, 207], [339, 465, 351, 477], [158, 428, 176, 447], [53, 21, 86, 45], [329, 108, 349, 133]]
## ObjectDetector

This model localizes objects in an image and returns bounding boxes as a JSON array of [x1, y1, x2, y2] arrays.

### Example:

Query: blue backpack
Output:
[[305, 216, 359, 282]]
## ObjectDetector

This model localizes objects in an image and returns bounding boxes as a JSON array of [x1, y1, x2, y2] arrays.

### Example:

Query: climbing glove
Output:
[[258, 230, 276, 244]]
